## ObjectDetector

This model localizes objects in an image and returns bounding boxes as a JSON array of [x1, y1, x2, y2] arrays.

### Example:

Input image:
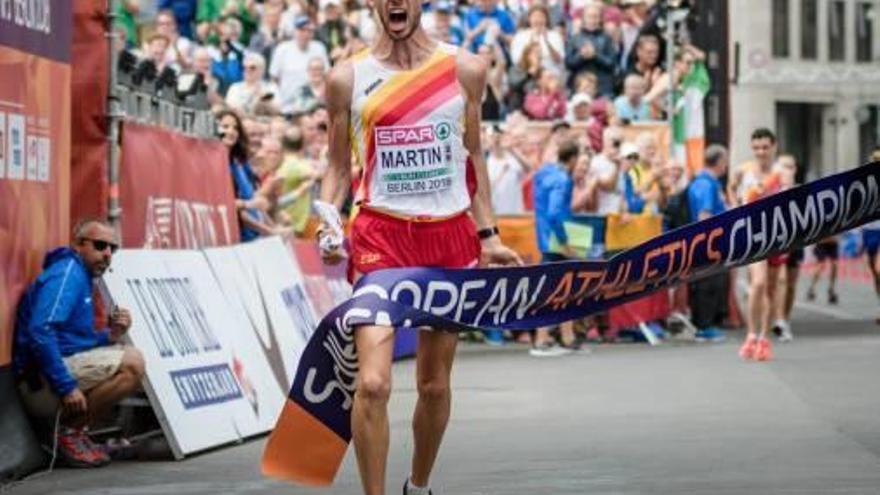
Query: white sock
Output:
[[406, 478, 431, 495]]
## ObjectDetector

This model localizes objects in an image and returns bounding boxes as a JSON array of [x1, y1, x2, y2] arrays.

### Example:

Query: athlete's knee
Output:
[[416, 376, 450, 403], [357, 373, 391, 404], [749, 277, 767, 293]]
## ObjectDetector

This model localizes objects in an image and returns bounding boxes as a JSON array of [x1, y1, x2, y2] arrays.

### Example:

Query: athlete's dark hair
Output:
[[751, 127, 776, 143], [558, 140, 580, 164], [705, 144, 728, 167]]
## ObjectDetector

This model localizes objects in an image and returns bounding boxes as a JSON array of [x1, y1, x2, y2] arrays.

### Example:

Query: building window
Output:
[[801, 0, 818, 60], [772, 0, 790, 57], [856, 2, 874, 62], [828, 0, 846, 61]]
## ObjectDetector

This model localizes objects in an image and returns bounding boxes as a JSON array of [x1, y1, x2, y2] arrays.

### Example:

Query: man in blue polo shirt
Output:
[[686, 144, 729, 342], [463, 0, 516, 53], [531, 141, 589, 356]]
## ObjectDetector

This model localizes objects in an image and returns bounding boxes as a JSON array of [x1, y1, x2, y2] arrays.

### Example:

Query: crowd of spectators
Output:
[[119, 0, 716, 348], [116, 0, 706, 239]]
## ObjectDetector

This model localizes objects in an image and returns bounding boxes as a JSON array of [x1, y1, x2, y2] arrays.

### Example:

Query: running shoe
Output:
[[403, 480, 432, 495], [529, 342, 572, 357], [483, 329, 504, 346], [828, 290, 838, 305], [754, 338, 774, 361], [774, 320, 794, 342], [695, 327, 727, 343], [738, 335, 758, 360], [56, 428, 110, 468], [562, 339, 592, 355]]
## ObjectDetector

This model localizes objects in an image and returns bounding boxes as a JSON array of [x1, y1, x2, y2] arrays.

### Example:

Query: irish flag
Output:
[[673, 61, 711, 176]]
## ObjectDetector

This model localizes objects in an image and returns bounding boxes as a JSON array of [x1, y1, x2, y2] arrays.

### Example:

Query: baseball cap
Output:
[[620, 0, 645, 6], [320, 0, 342, 9], [294, 14, 313, 29], [570, 93, 591, 107], [621, 142, 640, 159]]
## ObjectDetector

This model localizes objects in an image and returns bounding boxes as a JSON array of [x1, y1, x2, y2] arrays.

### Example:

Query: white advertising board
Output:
[[204, 237, 319, 392], [102, 250, 284, 458]]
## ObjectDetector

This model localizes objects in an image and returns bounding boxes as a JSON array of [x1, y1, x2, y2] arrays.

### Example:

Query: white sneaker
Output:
[[529, 343, 572, 357], [776, 319, 794, 342]]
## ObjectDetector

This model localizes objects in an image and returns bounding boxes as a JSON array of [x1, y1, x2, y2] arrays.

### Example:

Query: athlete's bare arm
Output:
[[727, 165, 743, 206], [320, 61, 354, 211], [457, 50, 521, 267], [318, 62, 354, 263]]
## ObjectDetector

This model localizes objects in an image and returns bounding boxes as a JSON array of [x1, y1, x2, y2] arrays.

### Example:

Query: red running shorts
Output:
[[348, 207, 482, 282]]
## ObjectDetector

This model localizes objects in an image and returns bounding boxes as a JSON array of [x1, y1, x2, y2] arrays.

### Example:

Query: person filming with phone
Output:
[[13, 218, 145, 468]]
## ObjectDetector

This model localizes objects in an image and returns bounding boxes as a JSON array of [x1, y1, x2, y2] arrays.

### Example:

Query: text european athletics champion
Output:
[[316, 0, 522, 493]]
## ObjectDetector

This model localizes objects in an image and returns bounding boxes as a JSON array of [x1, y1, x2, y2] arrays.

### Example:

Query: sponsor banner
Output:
[[69, 0, 109, 223], [0, 3, 71, 365], [263, 163, 880, 485], [102, 250, 282, 457], [605, 214, 663, 252], [120, 122, 239, 249], [497, 215, 541, 264], [205, 236, 319, 390]]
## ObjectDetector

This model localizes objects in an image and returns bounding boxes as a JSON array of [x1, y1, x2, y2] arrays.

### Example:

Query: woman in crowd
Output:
[[217, 109, 281, 241], [508, 41, 544, 111], [523, 69, 567, 120], [511, 4, 565, 76], [225, 52, 279, 114]]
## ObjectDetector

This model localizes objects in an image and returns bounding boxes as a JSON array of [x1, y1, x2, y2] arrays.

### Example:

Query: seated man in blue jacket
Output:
[[14, 218, 145, 468]]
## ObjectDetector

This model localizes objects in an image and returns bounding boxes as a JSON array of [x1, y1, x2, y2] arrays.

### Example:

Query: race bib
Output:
[[375, 123, 455, 196]]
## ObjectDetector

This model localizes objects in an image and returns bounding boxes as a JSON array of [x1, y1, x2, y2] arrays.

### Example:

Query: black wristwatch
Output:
[[477, 226, 500, 240]]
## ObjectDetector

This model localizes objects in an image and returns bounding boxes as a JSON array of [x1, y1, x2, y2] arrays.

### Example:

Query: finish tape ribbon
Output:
[[262, 162, 880, 486]]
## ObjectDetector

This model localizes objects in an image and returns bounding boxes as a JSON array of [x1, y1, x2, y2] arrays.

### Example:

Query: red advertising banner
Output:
[[120, 122, 240, 248], [70, 0, 109, 223], [0, 2, 72, 366]]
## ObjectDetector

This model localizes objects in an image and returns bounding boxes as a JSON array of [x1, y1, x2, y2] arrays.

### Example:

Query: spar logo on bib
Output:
[[375, 123, 455, 195], [434, 122, 451, 141]]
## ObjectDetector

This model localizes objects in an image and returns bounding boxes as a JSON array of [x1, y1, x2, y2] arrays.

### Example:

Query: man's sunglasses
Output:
[[82, 238, 119, 254]]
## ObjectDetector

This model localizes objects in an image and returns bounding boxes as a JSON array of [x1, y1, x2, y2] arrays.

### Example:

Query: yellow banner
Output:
[[605, 214, 663, 251]]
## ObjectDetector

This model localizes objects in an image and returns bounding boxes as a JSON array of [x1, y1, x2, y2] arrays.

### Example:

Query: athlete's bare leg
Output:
[[533, 322, 575, 347], [828, 258, 838, 299], [410, 330, 458, 487], [783, 266, 799, 320], [872, 250, 880, 295], [764, 265, 780, 339], [747, 262, 769, 338], [807, 259, 825, 296], [352, 325, 396, 495], [872, 251, 880, 324]]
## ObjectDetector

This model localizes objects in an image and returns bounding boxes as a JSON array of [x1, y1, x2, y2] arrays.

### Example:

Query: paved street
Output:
[[9, 270, 880, 495]]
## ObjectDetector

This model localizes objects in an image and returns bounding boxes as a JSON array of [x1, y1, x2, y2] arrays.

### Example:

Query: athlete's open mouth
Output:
[[388, 8, 408, 27]]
